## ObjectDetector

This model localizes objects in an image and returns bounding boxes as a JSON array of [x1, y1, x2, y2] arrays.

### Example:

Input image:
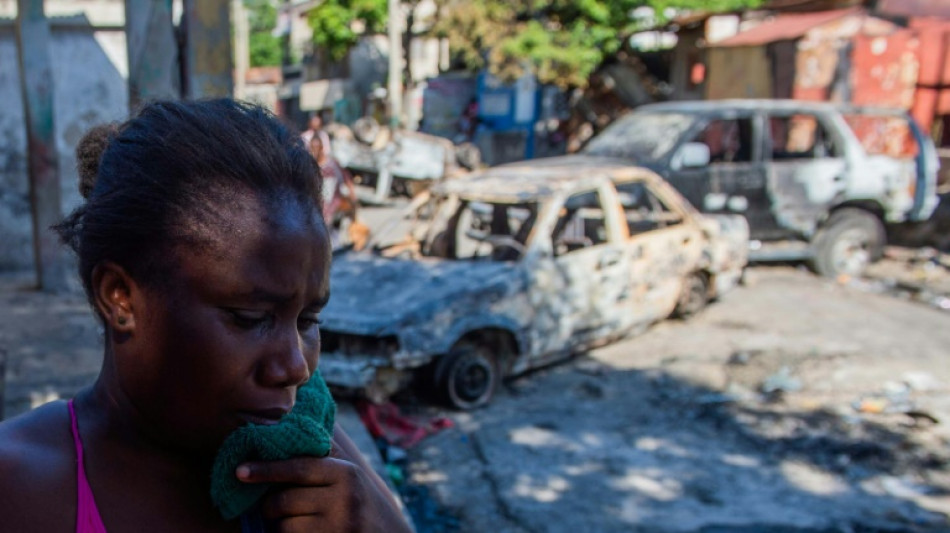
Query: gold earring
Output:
[[117, 316, 127, 326]]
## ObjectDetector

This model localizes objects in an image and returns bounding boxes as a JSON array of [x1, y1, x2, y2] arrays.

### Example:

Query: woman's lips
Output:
[[237, 407, 291, 426]]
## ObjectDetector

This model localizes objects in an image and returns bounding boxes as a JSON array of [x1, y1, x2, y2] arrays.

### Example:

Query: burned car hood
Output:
[[321, 254, 522, 336], [499, 154, 635, 170]]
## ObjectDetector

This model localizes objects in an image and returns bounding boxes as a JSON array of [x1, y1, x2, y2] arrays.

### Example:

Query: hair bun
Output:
[[76, 122, 119, 199]]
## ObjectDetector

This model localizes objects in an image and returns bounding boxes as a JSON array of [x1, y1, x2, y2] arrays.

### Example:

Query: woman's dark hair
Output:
[[55, 99, 323, 306]]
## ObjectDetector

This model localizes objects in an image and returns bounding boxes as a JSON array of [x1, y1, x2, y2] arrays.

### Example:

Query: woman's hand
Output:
[[236, 427, 412, 533]]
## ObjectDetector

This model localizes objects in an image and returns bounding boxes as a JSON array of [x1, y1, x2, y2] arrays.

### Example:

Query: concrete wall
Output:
[[0, 26, 127, 271]]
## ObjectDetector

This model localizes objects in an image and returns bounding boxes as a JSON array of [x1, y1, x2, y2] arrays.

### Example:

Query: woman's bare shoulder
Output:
[[0, 401, 76, 531]]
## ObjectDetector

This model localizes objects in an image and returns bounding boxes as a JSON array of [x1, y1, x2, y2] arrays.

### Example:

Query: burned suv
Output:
[[578, 100, 940, 277], [318, 166, 748, 409]]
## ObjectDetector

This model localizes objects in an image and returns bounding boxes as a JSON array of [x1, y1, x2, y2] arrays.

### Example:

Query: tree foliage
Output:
[[434, 0, 763, 88], [245, 0, 282, 67], [307, 0, 388, 61]]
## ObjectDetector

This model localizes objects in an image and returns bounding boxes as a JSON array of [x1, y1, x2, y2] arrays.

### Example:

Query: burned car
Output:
[[576, 100, 940, 277], [318, 165, 749, 409], [330, 119, 479, 204]]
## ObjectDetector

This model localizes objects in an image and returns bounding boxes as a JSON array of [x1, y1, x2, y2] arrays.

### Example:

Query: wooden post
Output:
[[16, 0, 67, 292], [181, 0, 234, 99], [125, 0, 179, 110]]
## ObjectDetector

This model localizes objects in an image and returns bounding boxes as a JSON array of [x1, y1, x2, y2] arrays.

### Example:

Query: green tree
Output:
[[307, 0, 388, 61], [245, 0, 283, 67], [435, 0, 763, 88]]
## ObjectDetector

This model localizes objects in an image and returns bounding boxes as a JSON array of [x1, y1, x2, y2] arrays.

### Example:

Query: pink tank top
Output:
[[68, 399, 108, 533]]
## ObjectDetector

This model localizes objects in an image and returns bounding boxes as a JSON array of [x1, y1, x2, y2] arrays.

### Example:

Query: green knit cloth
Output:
[[210, 371, 336, 520]]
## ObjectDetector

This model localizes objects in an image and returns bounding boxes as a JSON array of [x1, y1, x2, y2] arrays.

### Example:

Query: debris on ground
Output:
[[357, 401, 454, 449]]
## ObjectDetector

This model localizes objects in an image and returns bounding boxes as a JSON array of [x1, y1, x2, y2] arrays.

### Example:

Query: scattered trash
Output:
[[851, 379, 929, 419], [385, 463, 406, 485], [398, 484, 461, 533], [855, 398, 889, 414], [760, 366, 802, 397], [902, 372, 942, 392], [904, 410, 940, 426], [932, 296, 950, 310], [385, 444, 409, 464], [357, 401, 453, 449], [727, 350, 753, 366]]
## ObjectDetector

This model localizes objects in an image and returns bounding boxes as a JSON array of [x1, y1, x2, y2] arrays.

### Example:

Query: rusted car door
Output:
[[666, 114, 776, 239], [764, 111, 848, 237], [527, 185, 632, 356], [616, 180, 703, 321]]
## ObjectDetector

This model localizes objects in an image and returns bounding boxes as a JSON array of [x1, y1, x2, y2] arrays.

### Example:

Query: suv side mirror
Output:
[[675, 142, 711, 169]]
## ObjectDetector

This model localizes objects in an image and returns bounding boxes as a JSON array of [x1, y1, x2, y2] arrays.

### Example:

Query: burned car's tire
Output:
[[811, 208, 885, 278], [434, 343, 498, 410], [673, 272, 709, 319]]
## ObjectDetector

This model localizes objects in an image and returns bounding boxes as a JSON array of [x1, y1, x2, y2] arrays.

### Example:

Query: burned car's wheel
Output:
[[811, 208, 885, 278], [435, 343, 498, 410], [674, 272, 709, 319]]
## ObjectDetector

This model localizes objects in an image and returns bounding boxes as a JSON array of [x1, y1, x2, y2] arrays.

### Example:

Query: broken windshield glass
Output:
[[583, 112, 696, 162], [370, 193, 538, 262]]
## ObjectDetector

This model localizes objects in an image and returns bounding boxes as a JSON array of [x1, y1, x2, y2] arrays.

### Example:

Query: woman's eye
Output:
[[297, 314, 322, 333], [228, 310, 270, 329]]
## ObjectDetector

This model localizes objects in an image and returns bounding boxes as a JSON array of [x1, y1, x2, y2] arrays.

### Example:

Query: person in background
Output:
[[302, 112, 332, 157], [457, 97, 479, 143], [0, 99, 410, 532], [310, 134, 361, 249]]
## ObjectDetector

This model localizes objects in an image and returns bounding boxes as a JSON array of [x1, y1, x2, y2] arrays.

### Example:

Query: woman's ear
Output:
[[91, 262, 138, 333]]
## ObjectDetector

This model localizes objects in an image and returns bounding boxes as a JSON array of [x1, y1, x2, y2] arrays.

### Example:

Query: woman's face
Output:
[[118, 192, 331, 454]]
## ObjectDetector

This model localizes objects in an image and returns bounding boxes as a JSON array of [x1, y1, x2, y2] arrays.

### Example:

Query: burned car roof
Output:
[[639, 98, 915, 117]]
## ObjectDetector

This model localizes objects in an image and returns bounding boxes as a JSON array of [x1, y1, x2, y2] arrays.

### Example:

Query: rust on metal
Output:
[[713, 8, 860, 48], [181, 0, 233, 99]]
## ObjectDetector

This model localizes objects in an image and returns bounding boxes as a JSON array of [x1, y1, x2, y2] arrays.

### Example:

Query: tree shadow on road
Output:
[[403, 359, 950, 533]]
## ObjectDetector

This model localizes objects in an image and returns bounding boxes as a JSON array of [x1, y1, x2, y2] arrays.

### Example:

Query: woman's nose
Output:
[[258, 327, 311, 388]]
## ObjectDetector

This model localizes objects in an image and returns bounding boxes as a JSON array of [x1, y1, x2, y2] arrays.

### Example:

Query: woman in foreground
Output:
[[0, 99, 412, 532]]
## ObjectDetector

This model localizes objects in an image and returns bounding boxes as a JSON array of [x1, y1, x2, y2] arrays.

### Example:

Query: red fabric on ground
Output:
[[356, 401, 453, 448]]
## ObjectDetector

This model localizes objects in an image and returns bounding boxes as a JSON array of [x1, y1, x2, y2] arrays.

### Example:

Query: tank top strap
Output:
[[68, 399, 108, 533]]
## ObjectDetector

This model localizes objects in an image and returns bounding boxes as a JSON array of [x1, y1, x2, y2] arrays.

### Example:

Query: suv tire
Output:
[[811, 208, 885, 278]]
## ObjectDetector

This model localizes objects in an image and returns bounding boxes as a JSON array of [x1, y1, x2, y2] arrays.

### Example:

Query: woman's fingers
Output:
[[237, 456, 358, 486], [259, 485, 357, 519], [252, 459, 368, 530]]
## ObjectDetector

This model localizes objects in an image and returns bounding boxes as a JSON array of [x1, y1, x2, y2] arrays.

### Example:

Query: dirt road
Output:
[[402, 266, 950, 533]]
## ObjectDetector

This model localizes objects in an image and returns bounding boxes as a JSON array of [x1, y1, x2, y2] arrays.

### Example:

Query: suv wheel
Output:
[[434, 343, 498, 410], [811, 208, 885, 278]]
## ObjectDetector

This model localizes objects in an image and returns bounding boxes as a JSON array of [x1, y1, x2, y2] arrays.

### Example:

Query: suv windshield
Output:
[[584, 112, 696, 162]]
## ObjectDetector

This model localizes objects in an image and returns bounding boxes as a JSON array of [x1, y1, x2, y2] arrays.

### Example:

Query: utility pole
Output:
[[16, 0, 67, 292], [387, 0, 403, 128], [125, 0, 179, 110], [181, 0, 234, 98], [232, 0, 250, 101]]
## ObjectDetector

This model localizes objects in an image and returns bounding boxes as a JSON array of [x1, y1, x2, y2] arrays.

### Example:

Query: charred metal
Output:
[[318, 165, 749, 408]]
